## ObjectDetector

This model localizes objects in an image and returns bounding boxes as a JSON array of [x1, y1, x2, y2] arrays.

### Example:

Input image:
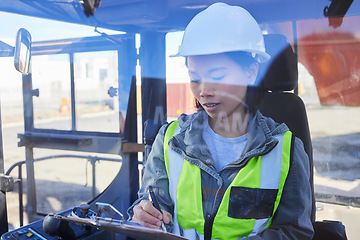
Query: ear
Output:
[[247, 63, 259, 85]]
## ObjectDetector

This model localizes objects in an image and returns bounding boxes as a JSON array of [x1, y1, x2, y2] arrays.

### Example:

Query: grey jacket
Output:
[[128, 109, 314, 240]]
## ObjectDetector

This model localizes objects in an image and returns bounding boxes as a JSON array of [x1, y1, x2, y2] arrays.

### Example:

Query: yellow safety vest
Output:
[[164, 120, 292, 240]]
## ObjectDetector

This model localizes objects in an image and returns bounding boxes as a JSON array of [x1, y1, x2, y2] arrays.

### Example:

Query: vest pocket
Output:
[[228, 186, 278, 219]]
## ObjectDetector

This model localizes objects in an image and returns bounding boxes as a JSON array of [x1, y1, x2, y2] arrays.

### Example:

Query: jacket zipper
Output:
[[204, 213, 215, 240]]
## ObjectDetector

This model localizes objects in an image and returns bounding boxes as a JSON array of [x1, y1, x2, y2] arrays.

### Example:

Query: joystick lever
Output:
[[43, 214, 76, 240]]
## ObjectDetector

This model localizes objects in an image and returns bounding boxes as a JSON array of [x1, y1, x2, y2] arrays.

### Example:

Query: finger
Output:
[[133, 208, 161, 229], [161, 209, 172, 224], [140, 200, 163, 220], [139, 221, 162, 229], [132, 201, 162, 228], [133, 214, 162, 229], [133, 217, 162, 229]]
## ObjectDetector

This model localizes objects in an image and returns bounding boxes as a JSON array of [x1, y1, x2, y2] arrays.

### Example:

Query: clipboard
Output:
[[46, 203, 187, 240], [61, 215, 188, 240]]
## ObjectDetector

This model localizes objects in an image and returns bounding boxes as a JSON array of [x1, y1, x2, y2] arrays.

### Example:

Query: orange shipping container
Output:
[[167, 83, 196, 117]]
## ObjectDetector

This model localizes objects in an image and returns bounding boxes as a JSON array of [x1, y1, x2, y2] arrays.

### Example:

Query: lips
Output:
[[204, 103, 218, 107], [202, 102, 220, 112]]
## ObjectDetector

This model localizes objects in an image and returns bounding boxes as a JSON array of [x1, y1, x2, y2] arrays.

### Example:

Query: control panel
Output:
[[1, 208, 102, 240]]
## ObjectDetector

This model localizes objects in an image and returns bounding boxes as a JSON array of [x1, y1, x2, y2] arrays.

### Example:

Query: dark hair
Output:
[[192, 51, 264, 114]]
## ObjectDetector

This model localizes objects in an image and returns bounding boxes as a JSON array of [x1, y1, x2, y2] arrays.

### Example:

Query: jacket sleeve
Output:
[[247, 137, 314, 240], [127, 124, 174, 220]]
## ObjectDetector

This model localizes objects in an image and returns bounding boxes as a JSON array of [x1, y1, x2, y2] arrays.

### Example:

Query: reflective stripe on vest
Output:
[[163, 121, 292, 240]]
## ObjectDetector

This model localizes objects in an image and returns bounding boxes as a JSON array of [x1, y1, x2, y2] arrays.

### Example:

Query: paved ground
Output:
[[305, 103, 360, 240], [2, 107, 124, 230]]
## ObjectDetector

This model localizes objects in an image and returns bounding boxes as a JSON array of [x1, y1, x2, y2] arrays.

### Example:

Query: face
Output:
[[188, 53, 258, 124]]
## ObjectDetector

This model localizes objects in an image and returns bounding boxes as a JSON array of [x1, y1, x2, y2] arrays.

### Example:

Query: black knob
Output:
[[43, 214, 76, 240], [80, 203, 91, 215]]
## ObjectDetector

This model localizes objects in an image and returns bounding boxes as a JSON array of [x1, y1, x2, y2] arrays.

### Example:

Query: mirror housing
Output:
[[14, 28, 32, 74]]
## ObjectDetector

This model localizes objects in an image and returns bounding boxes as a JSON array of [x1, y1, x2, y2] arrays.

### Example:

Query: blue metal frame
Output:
[[0, 100, 8, 235], [16, 34, 138, 221], [2, 0, 359, 33]]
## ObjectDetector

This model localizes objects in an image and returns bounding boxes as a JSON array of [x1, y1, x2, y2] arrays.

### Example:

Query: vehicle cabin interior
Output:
[[0, 0, 358, 239]]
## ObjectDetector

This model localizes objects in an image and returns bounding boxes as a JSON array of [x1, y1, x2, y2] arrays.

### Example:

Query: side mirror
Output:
[[14, 28, 32, 74]]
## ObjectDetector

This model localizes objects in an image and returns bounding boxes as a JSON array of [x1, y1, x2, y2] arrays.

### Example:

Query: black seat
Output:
[[258, 34, 347, 240], [258, 34, 315, 221]]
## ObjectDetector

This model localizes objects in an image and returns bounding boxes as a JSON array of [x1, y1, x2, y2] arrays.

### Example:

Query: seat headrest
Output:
[[258, 34, 298, 91]]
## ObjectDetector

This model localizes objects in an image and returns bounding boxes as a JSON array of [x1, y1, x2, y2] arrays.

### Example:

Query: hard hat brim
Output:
[[169, 50, 270, 63]]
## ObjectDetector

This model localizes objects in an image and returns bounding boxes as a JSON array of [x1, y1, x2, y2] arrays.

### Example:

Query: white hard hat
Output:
[[172, 2, 270, 62]]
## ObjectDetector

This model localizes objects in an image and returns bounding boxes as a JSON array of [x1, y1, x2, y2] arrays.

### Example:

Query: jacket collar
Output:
[[171, 109, 289, 168]]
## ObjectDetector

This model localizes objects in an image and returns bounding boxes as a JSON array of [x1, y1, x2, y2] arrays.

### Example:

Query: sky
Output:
[[0, 10, 183, 52], [0, 11, 122, 45]]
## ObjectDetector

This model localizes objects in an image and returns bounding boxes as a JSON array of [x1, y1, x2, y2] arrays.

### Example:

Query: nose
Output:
[[199, 81, 215, 97]]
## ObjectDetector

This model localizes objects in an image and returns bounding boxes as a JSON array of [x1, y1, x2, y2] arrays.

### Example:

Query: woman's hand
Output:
[[132, 200, 172, 229]]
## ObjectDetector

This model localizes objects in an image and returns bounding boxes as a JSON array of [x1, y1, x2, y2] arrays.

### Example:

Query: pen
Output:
[[148, 185, 167, 232]]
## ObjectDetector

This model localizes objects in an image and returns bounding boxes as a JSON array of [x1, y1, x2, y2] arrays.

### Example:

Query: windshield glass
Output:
[[165, 3, 360, 239], [296, 16, 360, 207], [0, 0, 360, 238]]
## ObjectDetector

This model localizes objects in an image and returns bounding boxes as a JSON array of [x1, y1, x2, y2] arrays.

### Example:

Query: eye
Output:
[[210, 70, 227, 81], [212, 75, 225, 81], [190, 79, 201, 83], [188, 71, 200, 83]]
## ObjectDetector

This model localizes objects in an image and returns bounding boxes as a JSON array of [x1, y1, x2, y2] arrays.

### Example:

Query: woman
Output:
[[128, 3, 314, 239]]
